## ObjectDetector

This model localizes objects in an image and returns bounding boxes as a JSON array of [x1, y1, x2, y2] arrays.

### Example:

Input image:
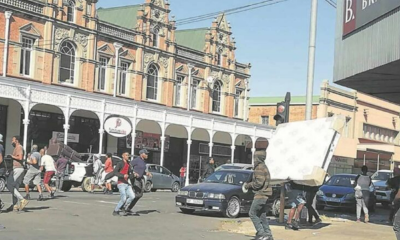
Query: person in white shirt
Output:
[[40, 154, 56, 199], [90, 155, 104, 193]]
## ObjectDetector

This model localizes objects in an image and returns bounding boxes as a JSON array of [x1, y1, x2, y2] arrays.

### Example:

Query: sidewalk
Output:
[[218, 216, 396, 240]]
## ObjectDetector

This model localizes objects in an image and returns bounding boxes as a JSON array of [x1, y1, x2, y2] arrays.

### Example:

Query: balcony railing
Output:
[[0, 0, 44, 14], [98, 23, 136, 42], [177, 48, 204, 62]]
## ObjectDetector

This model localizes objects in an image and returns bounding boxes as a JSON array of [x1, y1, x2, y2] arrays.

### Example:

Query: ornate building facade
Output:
[[0, 0, 272, 183]]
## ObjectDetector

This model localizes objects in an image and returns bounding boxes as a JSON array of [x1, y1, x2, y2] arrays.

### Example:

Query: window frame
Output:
[[191, 79, 199, 109], [175, 76, 184, 106], [146, 64, 159, 101], [152, 28, 159, 48], [234, 89, 242, 117], [261, 116, 269, 125], [119, 61, 129, 96], [212, 81, 222, 113], [59, 41, 76, 85], [20, 37, 34, 77], [97, 56, 108, 91], [67, 0, 75, 23]]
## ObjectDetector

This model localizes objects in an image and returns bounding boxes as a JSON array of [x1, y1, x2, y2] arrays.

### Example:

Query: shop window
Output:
[[59, 41, 76, 84], [97, 57, 108, 91], [175, 76, 184, 106], [212, 81, 222, 113], [119, 62, 129, 95], [67, 0, 75, 23], [20, 37, 34, 76], [191, 79, 199, 109], [261, 116, 269, 125], [146, 64, 159, 100]]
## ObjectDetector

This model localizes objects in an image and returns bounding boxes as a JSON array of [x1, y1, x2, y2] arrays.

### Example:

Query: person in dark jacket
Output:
[[202, 157, 215, 180], [244, 151, 273, 240], [112, 152, 134, 216], [388, 167, 400, 240]]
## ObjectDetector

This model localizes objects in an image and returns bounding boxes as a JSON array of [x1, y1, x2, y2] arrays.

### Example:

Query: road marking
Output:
[[97, 201, 118, 204]]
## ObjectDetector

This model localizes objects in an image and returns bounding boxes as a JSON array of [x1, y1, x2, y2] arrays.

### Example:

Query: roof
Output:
[[97, 5, 140, 30], [249, 96, 320, 106], [175, 28, 208, 52]]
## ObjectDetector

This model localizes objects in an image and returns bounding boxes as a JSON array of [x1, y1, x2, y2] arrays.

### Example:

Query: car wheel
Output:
[[61, 182, 72, 192], [316, 205, 325, 211], [151, 189, 157, 192], [180, 208, 195, 214], [144, 181, 153, 193], [382, 202, 390, 208], [81, 177, 91, 192], [223, 196, 241, 218], [0, 177, 6, 192], [271, 199, 281, 217], [171, 182, 180, 192]]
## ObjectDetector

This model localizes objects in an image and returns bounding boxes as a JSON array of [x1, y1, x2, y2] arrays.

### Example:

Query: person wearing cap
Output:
[[125, 149, 152, 214], [0, 134, 4, 211], [90, 155, 104, 194], [23, 145, 44, 201], [243, 151, 273, 240]]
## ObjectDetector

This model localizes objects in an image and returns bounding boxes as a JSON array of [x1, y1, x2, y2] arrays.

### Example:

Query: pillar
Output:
[[113, 42, 123, 97], [251, 136, 256, 165], [3, 11, 12, 77], [230, 133, 236, 164], [208, 142, 213, 157], [22, 87, 31, 156], [377, 154, 380, 171], [98, 100, 106, 154], [160, 111, 167, 166], [185, 138, 192, 186], [187, 64, 194, 110], [363, 153, 366, 166], [63, 96, 71, 145]]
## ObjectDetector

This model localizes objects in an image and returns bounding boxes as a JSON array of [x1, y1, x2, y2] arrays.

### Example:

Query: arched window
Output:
[[212, 81, 222, 112], [146, 64, 159, 100], [59, 41, 75, 84], [67, 0, 75, 23]]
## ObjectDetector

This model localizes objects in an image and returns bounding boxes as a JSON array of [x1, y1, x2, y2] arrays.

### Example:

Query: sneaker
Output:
[[285, 223, 299, 230], [25, 194, 31, 200], [38, 195, 44, 201], [365, 214, 369, 223], [0, 200, 4, 211], [357, 219, 361, 223], [121, 209, 128, 216], [314, 218, 322, 225], [108, 191, 113, 195], [13, 205, 19, 212], [112, 211, 120, 216], [19, 199, 29, 211], [58, 190, 64, 193], [293, 220, 300, 229], [50, 191, 55, 198]]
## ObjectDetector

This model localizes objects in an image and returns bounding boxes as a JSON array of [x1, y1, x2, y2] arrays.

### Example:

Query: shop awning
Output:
[[357, 143, 395, 155]]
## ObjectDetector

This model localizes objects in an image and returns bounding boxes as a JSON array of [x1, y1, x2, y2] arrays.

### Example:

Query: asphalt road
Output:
[[0, 189, 249, 240]]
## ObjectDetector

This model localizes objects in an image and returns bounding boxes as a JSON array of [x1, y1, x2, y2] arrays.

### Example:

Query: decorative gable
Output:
[[98, 44, 115, 56], [216, 14, 230, 32], [120, 49, 135, 61], [19, 23, 41, 38]]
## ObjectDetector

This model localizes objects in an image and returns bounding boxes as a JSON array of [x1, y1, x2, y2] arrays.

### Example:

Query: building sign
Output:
[[331, 156, 355, 166], [104, 116, 132, 138], [52, 131, 79, 143], [343, 0, 400, 36], [126, 131, 170, 151]]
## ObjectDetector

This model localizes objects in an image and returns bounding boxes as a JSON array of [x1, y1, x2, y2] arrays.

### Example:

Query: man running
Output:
[[7, 136, 29, 211], [55, 155, 68, 192], [90, 155, 103, 193], [0, 134, 4, 211], [125, 149, 152, 215], [23, 145, 44, 201], [244, 151, 274, 240], [103, 153, 114, 194], [113, 152, 134, 216], [40, 153, 56, 199]]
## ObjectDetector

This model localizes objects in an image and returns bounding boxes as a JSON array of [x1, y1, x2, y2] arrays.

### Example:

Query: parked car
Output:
[[215, 163, 253, 172], [316, 174, 376, 212], [145, 164, 180, 192], [371, 170, 393, 207]]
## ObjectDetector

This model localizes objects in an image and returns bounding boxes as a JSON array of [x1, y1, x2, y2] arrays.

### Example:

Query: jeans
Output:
[[7, 168, 25, 205], [115, 183, 135, 212], [180, 177, 186, 188], [56, 172, 65, 190], [127, 178, 143, 211], [249, 198, 273, 238], [306, 191, 319, 222]]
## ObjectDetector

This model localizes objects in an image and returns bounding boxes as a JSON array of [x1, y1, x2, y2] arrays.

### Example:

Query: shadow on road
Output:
[[23, 206, 50, 212]]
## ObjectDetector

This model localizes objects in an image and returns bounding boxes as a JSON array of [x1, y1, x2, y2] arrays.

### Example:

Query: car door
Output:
[[148, 165, 162, 189], [159, 166, 174, 189], [240, 172, 255, 211]]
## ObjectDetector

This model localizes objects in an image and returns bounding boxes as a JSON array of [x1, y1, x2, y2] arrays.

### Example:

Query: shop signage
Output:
[[343, 0, 400, 36], [332, 156, 354, 166], [104, 116, 132, 138], [52, 131, 79, 143], [126, 131, 170, 151]]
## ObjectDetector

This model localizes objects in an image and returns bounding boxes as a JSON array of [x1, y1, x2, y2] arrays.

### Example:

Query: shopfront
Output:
[[328, 156, 354, 175]]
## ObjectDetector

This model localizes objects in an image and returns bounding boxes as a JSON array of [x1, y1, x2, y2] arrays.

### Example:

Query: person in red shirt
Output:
[[179, 164, 187, 188], [113, 152, 134, 216], [103, 153, 114, 194]]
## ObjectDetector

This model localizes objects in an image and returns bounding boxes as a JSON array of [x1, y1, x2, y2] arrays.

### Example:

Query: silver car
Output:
[[144, 164, 181, 193], [372, 170, 393, 207]]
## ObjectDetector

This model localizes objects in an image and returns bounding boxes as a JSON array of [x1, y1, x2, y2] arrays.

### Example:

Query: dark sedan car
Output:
[[176, 169, 254, 218], [316, 174, 376, 211]]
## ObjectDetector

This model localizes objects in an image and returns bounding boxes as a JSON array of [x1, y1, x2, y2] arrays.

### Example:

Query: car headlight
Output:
[[346, 193, 355, 199], [317, 190, 324, 196], [178, 190, 188, 196], [208, 193, 226, 200]]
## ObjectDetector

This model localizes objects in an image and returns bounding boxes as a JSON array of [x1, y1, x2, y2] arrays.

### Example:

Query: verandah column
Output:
[[185, 116, 193, 186], [159, 111, 167, 166], [98, 100, 106, 154], [63, 95, 71, 145]]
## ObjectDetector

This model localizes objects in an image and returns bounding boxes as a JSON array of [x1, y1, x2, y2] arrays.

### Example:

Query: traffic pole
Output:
[[305, 0, 318, 120]]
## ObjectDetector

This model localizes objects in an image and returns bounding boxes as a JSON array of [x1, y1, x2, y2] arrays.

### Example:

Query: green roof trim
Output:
[[249, 96, 320, 105], [97, 5, 140, 30], [175, 28, 208, 52]]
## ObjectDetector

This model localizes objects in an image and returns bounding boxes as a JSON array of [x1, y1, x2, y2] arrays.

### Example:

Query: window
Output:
[[152, 28, 159, 48], [59, 41, 75, 84], [261, 116, 269, 125], [86, 3, 92, 15], [67, 0, 75, 23], [97, 57, 108, 91], [217, 53, 222, 66], [234, 89, 242, 117], [119, 62, 129, 95], [362, 123, 399, 144], [146, 64, 159, 100], [344, 117, 351, 138], [212, 81, 222, 112], [191, 79, 199, 109], [175, 76, 184, 106], [20, 37, 34, 76]]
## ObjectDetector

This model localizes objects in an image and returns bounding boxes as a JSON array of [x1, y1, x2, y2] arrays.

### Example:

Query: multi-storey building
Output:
[[0, 0, 273, 182], [249, 81, 400, 175]]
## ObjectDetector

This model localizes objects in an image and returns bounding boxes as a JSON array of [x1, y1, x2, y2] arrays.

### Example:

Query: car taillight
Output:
[[69, 165, 75, 174]]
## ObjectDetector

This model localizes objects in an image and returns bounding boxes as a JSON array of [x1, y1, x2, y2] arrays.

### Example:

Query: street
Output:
[[0, 189, 396, 240]]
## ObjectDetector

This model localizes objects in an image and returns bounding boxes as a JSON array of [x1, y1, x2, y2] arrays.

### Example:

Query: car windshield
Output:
[[325, 175, 355, 187], [371, 172, 392, 181], [205, 171, 250, 186], [217, 165, 243, 170]]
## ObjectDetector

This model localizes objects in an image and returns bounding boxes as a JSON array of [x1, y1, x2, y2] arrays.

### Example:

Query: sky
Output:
[[97, 0, 337, 98]]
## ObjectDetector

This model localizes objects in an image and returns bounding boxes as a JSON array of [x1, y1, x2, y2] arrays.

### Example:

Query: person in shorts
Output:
[[285, 182, 306, 230], [40, 154, 56, 199], [23, 146, 44, 201], [102, 153, 116, 194]]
